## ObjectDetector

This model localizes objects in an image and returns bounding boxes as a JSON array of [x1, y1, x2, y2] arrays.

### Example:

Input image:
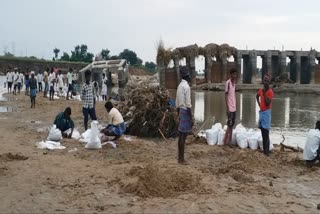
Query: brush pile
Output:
[[116, 85, 178, 138]]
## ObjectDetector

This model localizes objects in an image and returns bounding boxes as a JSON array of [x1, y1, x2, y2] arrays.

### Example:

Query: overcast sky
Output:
[[1, 0, 320, 65]]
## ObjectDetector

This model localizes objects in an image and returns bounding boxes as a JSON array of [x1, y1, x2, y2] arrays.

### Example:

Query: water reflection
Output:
[[178, 90, 320, 130]]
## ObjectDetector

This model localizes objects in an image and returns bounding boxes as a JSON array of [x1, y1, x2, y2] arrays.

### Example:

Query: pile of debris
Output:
[[116, 85, 178, 138]]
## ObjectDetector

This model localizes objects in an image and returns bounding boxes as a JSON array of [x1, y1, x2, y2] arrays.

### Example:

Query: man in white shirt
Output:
[[37, 71, 43, 92], [175, 66, 193, 165], [6, 70, 13, 93], [13, 68, 19, 95], [101, 101, 126, 141], [303, 121, 320, 167], [18, 71, 23, 94], [66, 68, 73, 100], [48, 69, 56, 101]]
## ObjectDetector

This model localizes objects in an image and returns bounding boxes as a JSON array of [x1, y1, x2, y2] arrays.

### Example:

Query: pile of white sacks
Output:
[[204, 123, 274, 150]]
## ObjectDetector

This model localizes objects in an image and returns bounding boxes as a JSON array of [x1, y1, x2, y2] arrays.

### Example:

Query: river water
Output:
[[0, 75, 315, 147]]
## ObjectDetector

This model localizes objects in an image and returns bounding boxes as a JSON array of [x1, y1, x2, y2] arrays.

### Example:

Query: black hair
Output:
[[104, 101, 113, 112], [69, 68, 73, 72], [64, 107, 72, 116], [85, 70, 91, 77], [316, 121, 320, 130], [230, 68, 237, 74]]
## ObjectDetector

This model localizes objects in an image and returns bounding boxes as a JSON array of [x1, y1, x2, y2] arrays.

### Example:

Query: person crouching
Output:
[[303, 121, 320, 167], [53, 107, 74, 138], [101, 101, 126, 141]]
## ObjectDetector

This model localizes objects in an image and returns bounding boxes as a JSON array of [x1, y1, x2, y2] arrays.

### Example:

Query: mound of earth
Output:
[[122, 164, 201, 198]]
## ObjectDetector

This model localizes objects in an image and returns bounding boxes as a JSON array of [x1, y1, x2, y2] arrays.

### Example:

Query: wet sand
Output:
[[0, 92, 319, 213]]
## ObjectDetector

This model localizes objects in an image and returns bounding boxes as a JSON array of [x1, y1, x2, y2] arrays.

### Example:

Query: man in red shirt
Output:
[[256, 74, 274, 156]]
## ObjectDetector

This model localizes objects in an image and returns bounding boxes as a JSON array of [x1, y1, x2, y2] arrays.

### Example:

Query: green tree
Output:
[[119, 49, 142, 65], [53, 48, 60, 59], [60, 52, 70, 61], [101, 49, 110, 60], [70, 44, 94, 63], [145, 61, 157, 70]]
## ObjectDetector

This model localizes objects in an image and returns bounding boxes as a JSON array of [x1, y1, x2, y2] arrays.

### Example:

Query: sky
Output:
[[1, 0, 320, 68]]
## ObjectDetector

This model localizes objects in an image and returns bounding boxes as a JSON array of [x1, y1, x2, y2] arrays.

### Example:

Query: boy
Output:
[[256, 74, 274, 156], [223, 68, 237, 145], [303, 121, 320, 167]]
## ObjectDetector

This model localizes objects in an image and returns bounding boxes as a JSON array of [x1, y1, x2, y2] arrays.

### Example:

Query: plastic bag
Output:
[[47, 125, 62, 142], [63, 128, 81, 139], [212, 123, 222, 130], [205, 128, 219, 145], [37, 140, 66, 150], [247, 129, 259, 150], [236, 128, 248, 149], [231, 129, 237, 145], [258, 135, 273, 151], [85, 121, 101, 149], [217, 129, 226, 145]]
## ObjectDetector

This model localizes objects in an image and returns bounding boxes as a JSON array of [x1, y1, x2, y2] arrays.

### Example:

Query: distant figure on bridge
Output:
[[223, 68, 237, 145], [256, 74, 274, 156]]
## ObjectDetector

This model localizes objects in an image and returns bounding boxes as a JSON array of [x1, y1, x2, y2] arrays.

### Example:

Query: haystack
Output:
[[175, 44, 199, 59], [156, 40, 173, 67], [204, 43, 219, 57]]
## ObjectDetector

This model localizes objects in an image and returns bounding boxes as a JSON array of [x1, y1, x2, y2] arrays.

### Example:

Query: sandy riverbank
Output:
[[0, 92, 319, 213]]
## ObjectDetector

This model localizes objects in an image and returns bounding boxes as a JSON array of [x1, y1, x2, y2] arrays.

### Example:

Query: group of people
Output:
[[53, 70, 125, 142], [176, 67, 274, 165], [5, 67, 79, 107]]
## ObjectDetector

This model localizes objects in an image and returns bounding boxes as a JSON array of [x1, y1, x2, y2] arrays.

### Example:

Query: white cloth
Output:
[[107, 108, 124, 126], [72, 73, 78, 81], [175, 79, 191, 109], [67, 72, 72, 84], [7, 72, 13, 82], [101, 77, 108, 96], [303, 129, 320, 160]]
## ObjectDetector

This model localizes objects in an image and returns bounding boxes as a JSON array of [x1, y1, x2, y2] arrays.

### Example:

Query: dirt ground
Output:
[[0, 92, 320, 213]]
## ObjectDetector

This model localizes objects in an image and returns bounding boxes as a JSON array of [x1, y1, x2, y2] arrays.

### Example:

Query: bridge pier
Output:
[[205, 55, 212, 84]]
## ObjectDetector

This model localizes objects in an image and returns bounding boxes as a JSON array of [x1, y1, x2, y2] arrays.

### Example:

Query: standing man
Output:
[[6, 70, 13, 93], [18, 70, 23, 94], [256, 74, 274, 156], [72, 71, 78, 95], [66, 68, 73, 100], [223, 68, 237, 145], [24, 69, 30, 96], [175, 66, 193, 165], [13, 68, 19, 95], [48, 68, 56, 101], [29, 72, 37, 108], [43, 68, 49, 98], [37, 71, 43, 92], [81, 70, 97, 130]]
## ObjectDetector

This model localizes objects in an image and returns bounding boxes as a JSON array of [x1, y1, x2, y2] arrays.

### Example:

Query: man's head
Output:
[[316, 121, 320, 130], [85, 70, 91, 82], [104, 101, 113, 113], [46, 67, 49, 72], [64, 107, 72, 118], [58, 70, 62, 75], [230, 68, 237, 82], [69, 68, 73, 73], [31, 72, 35, 78], [263, 74, 271, 89], [180, 66, 191, 82], [102, 73, 105, 78]]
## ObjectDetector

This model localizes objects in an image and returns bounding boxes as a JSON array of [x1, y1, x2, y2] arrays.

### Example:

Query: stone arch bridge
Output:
[[157, 43, 320, 88]]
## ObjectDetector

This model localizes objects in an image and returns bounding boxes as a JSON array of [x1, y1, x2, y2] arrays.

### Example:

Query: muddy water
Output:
[[170, 89, 320, 148]]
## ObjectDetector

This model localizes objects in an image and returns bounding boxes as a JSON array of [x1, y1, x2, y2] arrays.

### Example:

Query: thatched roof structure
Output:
[[156, 40, 172, 66], [175, 44, 199, 59], [204, 43, 219, 57], [218, 43, 237, 60]]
